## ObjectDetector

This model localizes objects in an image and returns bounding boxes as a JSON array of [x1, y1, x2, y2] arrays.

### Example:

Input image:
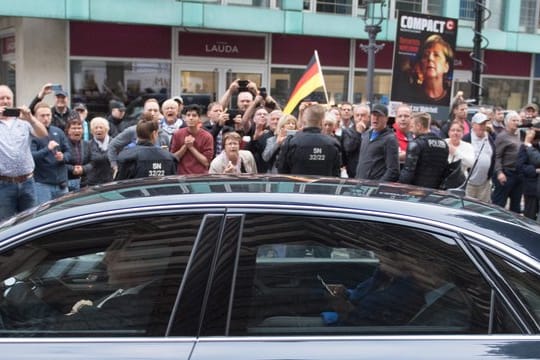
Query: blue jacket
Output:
[[31, 125, 71, 185]]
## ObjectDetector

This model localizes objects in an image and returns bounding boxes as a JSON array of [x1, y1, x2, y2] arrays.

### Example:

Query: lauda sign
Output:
[[179, 32, 265, 59]]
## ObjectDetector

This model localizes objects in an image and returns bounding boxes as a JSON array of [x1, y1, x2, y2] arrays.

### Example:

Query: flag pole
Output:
[[314, 50, 329, 106]]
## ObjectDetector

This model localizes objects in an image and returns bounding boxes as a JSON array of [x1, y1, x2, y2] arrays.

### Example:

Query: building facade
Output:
[[1, 0, 540, 121]]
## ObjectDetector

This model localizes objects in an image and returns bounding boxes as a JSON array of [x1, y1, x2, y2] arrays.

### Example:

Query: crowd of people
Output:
[[1, 81, 540, 222]]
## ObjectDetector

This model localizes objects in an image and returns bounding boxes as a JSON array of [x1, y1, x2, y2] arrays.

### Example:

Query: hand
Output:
[[525, 129, 536, 144], [497, 171, 507, 185], [355, 121, 367, 133], [39, 83, 54, 99], [224, 161, 235, 174], [247, 81, 258, 94], [327, 284, 347, 297], [228, 79, 240, 93], [185, 135, 195, 148], [48, 140, 59, 151], [66, 299, 93, 316], [219, 112, 229, 126], [18, 106, 33, 122]]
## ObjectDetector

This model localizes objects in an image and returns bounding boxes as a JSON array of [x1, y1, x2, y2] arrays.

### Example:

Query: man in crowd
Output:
[[440, 99, 470, 138], [277, 103, 341, 176], [0, 85, 48, 219], [356, 104, 399, 182], [29, 83, 72, 132], [107, 98, 169, 175], [107, 100, 127, 138], [341, 104, 370, 178], [393, 103, 413, 166], [399, 112, 449, 189], [31, 102, 72, 204], [339, 102, 354, 129], [170, 104, 214, 174], [463, 113, 496, 202], [491, 111, 522, 213]]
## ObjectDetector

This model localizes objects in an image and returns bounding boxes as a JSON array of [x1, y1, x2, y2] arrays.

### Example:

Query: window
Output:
[[482, 77, 530, 109], [519, 0, 540, 33], [0, 214, 203, 337], [354, 71, 391, 104], [229, 214, 497, 335], [0, 34, 16, 97], [486, 252, 540, 329], [459, 0, 476, 21], [70, 59, 171, 120]]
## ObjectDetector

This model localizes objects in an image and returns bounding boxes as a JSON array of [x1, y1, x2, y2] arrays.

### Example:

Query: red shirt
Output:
[[393, 122, 409, 152], [170, 127, 214, 175]]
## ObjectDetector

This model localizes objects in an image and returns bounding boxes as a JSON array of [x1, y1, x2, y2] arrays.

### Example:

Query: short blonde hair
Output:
[[277, 114, 297, 131], [90, 117, 109, 133]]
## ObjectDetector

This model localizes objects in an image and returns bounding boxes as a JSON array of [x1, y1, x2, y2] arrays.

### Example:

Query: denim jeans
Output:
[[35, 182, 68, 205], [0, 177, 37, 220], [491, 170, 522, 214], [68, 178, 81, 192]]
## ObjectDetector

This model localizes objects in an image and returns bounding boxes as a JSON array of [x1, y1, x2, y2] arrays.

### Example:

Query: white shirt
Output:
[[468, 132, 492, 186]]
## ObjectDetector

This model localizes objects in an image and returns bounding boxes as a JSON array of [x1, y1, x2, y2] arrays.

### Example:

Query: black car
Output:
[[0, 175, 539, 359]]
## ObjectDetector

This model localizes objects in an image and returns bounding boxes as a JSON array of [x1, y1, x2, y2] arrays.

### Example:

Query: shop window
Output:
[[481, 77, 530, 110], [271, 68, 348, 112], [70, 60, 171, 120], [353, 71, 391, 104]]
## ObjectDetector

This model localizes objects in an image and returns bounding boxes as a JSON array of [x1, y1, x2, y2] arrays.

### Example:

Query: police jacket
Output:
[[399, 132, 449, 189], [116, 141, 177, 180], [277, 127, 341, 177], [31, 125, 72, 186]]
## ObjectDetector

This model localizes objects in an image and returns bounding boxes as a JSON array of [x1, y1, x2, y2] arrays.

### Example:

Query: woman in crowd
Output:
[[86, 117, 114, 186], [445, 120, 475, 176], [262, 114, 298, 174], [209, 131, 257, 174]]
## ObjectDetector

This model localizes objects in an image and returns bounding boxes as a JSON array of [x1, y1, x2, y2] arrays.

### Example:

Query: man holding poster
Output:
[[391, 12, 458, 118]]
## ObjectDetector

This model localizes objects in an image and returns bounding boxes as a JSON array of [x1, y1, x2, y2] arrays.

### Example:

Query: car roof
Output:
[[2, 175, 539, 260]]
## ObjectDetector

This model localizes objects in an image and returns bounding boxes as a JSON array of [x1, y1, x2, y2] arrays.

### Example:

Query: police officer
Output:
[[399, 112, 449, 188], [277, 104, 341, 176], [116, 115, 177, 180]]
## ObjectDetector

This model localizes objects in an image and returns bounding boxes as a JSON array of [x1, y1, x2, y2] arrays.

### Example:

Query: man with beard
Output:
[[209, 131, 257, 174]]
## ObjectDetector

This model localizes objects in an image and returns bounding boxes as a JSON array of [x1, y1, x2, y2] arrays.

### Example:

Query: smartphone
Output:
[[50, 84, 62, 92], [237, 80, 249, 92], [317, 274, 335, 296], [2, 108, 20, 117], [259, 87, 267, 99]]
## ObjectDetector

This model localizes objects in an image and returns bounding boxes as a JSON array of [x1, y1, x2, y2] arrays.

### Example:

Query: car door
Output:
[[0, 209, 225, 360], [190, 209, 540, 360]]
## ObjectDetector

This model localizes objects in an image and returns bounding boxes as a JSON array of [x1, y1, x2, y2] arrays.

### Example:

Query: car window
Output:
[[228, 214, 496, 336], [0, 214, 204, 337], [486, 251, 540, 331]]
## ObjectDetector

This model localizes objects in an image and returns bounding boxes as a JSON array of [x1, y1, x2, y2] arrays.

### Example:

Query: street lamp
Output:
[[360, 0, 386, 109]]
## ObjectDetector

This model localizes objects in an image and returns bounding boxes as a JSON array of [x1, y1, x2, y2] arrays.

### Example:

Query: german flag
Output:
[[283, 51, 327, 115]]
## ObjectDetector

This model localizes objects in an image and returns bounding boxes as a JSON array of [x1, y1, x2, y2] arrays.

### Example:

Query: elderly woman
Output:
[[86, 117, 114, 186], [262, 114, 298, 174], [209, 131, 257, 174]]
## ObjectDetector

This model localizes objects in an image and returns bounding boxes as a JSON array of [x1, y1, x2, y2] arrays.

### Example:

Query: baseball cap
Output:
[[372, 104, 388, 117], [73, 103, 87, 111], [55, 89, 68, 97], [525, 102, 539, 112], [110, 100, 126, 111], [172, 96, 184, 104], [471, 112, 489, 124]]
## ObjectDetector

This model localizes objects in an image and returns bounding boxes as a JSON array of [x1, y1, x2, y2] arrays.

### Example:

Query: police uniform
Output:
[[116, 141, 177, 180], [399, 133, 449, 188], [277, 127, 341, 176]]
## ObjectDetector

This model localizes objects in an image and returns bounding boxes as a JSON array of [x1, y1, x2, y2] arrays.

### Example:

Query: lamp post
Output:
[[360, 0, 386, 109]]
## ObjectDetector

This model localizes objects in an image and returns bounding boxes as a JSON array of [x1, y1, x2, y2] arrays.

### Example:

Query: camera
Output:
[[226, 109, 243, 127], [237, 80, 249, 92], [2, 108, 20, 117], [259, 87, 267, 99]]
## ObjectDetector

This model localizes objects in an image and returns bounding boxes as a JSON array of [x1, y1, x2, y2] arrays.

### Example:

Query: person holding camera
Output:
[[28, 83, 72, 132], [0, 85, 48, 219], [219, 79, 257, 130], [31, 102, 72, 204]]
